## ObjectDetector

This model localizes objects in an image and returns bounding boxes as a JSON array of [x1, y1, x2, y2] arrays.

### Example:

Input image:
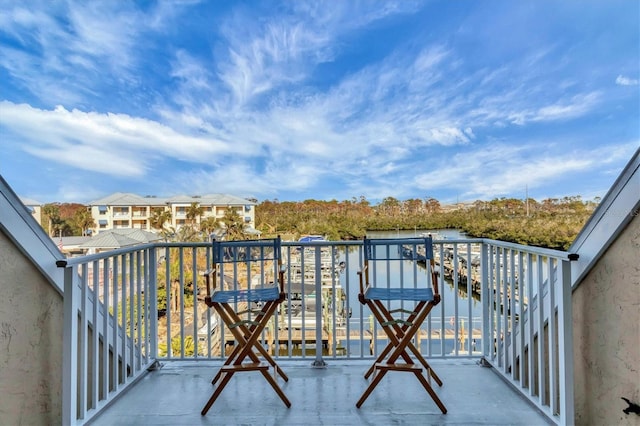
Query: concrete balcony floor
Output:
[[91, 359, 551, 425]]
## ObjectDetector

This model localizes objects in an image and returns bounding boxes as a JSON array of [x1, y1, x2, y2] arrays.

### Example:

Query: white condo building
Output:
[[87, 192, 256, 234]]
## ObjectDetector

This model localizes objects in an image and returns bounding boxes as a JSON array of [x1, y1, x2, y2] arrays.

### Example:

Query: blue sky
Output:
[[0, 1, 638, 205]]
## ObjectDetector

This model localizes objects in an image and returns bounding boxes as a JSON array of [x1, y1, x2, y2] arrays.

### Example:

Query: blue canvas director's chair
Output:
[[356, 236, 447, 414], [200, 236, 290, 415]]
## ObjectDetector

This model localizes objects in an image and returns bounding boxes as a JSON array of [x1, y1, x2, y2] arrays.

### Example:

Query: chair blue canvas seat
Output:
[[211, 286, 281, 303], [364, 287, 434, 301]]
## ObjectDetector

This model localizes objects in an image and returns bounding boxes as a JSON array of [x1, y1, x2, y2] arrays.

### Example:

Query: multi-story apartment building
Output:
[[87, 192, 256, 235]]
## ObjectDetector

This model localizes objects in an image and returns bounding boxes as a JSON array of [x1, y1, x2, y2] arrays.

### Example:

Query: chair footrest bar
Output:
[[229, 319, 260, 328], [375, 362, 422, 372], [221, 362, 269, 373], [388, 308, 417, 315], [381, 319, 413, 327]]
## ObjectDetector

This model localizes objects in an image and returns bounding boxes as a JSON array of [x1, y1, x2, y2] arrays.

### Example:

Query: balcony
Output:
[[58, 238, 575, 425]]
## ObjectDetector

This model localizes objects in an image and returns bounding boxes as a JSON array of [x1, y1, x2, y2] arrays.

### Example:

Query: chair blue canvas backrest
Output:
[[213, 237, 281, 262], [364, 237, 434, 262], [211, 236, 282, 292], [362, 236, 436, 291]]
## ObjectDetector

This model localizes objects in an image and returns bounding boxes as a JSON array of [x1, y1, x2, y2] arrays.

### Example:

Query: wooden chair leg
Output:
[[356, 369, 388, 408], [260, 369, 292, 407], [414, 370, 447, 414], [201, 371, 234, 415]]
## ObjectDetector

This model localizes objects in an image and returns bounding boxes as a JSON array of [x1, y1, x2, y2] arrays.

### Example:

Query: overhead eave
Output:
[[569, 147, 640, 289], [0, 175, 64, 294]]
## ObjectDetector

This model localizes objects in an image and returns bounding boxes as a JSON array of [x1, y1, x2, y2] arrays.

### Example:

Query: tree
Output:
[[222, 208, 246, 240], [379, 197, 401, 216], [199, 216, 219, 237], [150, 208, 172, 231], [42, 203, 61, 237], [175, 225, 200, 242], [186, 202, 204, 227], [73, 208, 95, 236]]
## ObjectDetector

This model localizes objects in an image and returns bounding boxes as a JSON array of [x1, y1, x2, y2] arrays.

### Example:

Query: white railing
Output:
[[480, 239, 575, 425], [58, 245, 158, 425], [59, 238, 575, 425]]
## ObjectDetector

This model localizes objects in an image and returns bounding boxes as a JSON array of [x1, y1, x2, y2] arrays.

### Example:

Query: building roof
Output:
[[78, 228, 162, 249], [88, 192, 255, 206], [88, 192, 160, 206], [19, 197, 43, 206], [57, 236, 92, 246]]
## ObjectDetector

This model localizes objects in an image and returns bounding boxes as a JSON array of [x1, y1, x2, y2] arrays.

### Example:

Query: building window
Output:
[[98, 205, 107, 214]]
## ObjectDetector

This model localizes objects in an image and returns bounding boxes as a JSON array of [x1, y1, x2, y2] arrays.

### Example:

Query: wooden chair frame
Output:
[[356, 237, 447, 414], [201, 237, 290, 415]]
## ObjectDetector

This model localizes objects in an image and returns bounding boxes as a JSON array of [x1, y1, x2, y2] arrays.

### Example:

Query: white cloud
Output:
[[409, 140, 639, 203], [0, 102, 240, 176], [615, 75, 639, 86]]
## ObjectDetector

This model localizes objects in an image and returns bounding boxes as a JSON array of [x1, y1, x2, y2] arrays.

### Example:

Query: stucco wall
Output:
[[0, 229, 63, 425], [573, 213, 640, 425]]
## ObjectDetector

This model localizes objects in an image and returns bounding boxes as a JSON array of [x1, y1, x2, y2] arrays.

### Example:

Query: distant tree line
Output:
[[40, 195, 598, 250], [254, 195, 599, 250]]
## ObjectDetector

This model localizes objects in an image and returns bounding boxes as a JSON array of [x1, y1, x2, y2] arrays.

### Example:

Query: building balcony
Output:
[[58, 238, 575, 425]]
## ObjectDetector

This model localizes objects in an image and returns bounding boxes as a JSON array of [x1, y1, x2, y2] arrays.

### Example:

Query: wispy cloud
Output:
[[0, 102, 237, 176], [616, 75, 639, 86]]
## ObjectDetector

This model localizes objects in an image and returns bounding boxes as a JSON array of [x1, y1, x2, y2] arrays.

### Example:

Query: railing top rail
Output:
[[154, 241, 210, 248], [481, 238, 572, 259], [57, 242, 157, 267], [364, 236, 432, 244], [56, 236, 574, 269], [431, 238, 484, 244], [282, 240, 361, 248]]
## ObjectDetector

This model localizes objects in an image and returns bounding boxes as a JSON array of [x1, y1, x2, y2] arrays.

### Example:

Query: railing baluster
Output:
[[527, 252, 535, 398], [79, 263, 87, 419], [313, 246, 325, 367], [548, 257, 558, 415], [536, 254, 545, 407], [91, 260, 100, 410], [149, 249, 158, 361], [112, 255, 119, 391], [178, 247, 185, 358], [135, 251, 142, 371]]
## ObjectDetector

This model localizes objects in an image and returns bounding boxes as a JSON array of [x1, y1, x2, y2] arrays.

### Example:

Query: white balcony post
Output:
[[149, 248, 158, 360], [312, 246, 327, 367], [61, 262, 79, 426], [558, 258, 575, 425], [480, 241, 491, 357]]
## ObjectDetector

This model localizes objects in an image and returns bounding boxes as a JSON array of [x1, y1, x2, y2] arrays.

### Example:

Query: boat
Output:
[[197, 312, 219, 342], [298, 235, 327, 243], [419, 231, 445, 240]]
